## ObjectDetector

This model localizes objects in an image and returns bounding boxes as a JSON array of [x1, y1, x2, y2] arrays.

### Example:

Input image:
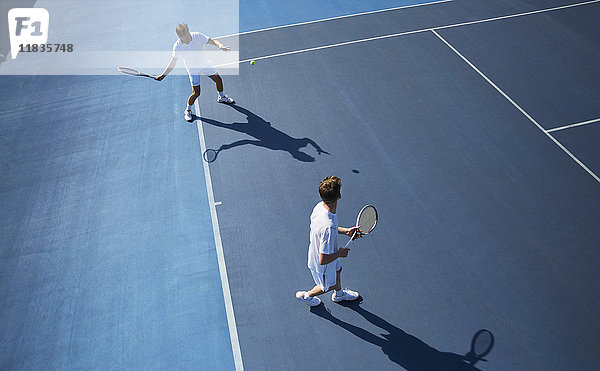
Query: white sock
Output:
[[218, 91, 224, 97], [335, 289, 344, 297], [303, 292, 311, 299], [186, 105, 193, 111]]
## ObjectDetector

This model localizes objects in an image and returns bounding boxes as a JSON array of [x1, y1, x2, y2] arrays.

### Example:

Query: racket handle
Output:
[[343, 228, 358, 248]]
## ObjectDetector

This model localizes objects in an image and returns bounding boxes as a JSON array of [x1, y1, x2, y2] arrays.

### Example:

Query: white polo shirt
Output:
[[172, 32, 212, 75], [307, 202, 340, 274]]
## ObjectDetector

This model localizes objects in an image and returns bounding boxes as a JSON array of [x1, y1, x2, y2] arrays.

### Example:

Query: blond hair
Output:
[[176, 23, 189, 37]]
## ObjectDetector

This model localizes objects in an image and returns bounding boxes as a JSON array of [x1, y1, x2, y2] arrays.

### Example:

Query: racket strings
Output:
[[357, 206, 377, 234], [118, 67, 138, 74], [118, 67, 145, 76]]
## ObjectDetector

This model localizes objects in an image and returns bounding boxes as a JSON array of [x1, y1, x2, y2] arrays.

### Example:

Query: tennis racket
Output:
[[344, 204, 378, 248], [117, 67, 155, 79]]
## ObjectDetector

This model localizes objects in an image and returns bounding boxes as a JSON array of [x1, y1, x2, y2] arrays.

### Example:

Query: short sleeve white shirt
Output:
[[172, 32, 212, 74], [307, 202, 339, 273]]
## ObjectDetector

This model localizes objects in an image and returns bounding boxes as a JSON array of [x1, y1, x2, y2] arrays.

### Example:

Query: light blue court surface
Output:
[[1, 76, 234, 369], [2, 0, 600, 370]]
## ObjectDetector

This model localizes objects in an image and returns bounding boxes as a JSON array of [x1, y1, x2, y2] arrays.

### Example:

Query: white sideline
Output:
[[194, 100, 245, 370]]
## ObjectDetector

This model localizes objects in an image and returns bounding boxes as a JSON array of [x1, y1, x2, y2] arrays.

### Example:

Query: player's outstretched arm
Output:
[[155, 57, 177, 81], [208, 38, 230, 51]]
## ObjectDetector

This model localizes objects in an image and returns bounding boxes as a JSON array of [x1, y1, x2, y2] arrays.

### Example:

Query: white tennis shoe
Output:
[[296, 291, 321, 306], [217, 94, 235, 104], [184, 109, 193, 122], [332, 288, 360, 302]]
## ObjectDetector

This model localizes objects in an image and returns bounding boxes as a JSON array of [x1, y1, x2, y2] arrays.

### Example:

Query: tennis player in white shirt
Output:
[[156, 23, 235, 122], [296, 176, 362, 307]]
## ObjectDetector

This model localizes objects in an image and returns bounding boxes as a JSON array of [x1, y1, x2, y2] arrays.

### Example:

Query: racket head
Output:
[[118, 67, 153, 78], [203, 149, 218, 163], [356, 204, 378, 235], [118, 67, 142, 75], [470, 329, 494, 358]]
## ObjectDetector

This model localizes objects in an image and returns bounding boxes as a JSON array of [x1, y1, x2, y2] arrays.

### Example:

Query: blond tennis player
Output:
[[156, 23, 234, 122]]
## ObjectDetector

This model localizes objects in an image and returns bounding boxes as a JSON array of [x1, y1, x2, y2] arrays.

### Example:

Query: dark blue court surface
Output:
[[2, 0, 600, 370], [239, 0, 437, 32]]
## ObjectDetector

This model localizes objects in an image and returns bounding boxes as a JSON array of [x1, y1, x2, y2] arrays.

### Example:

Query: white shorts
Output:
[[189, 67, 218, 86], [310, 260, 341, 291]]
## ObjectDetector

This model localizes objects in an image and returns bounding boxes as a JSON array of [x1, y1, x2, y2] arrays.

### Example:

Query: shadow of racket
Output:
[[203, 148, 221, 163], [464, 329, 495, 365]]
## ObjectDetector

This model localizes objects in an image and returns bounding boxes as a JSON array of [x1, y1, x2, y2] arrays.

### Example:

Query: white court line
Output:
[[434, 0, 600, 31], [194, 100, 244, 371], [216, 0, 600, 67], [547, 117, 600, 133], [216, 0, 452, 39], [431, 29, 600, 183], [217, 27, 428, 67]]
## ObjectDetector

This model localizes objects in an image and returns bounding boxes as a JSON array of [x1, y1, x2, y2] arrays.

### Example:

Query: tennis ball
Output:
[[250, 60, 255, 65]]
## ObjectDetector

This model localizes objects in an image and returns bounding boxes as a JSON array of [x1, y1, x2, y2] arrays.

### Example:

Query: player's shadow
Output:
[[311, 300, 491, 370], [197, 104, 329, 162]]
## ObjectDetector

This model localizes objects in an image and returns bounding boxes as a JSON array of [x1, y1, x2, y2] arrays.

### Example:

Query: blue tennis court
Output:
[[2, 1, 599, 370]]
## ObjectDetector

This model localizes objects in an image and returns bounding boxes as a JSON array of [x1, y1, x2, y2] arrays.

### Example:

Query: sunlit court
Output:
[[1, 1, 599, 369]]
